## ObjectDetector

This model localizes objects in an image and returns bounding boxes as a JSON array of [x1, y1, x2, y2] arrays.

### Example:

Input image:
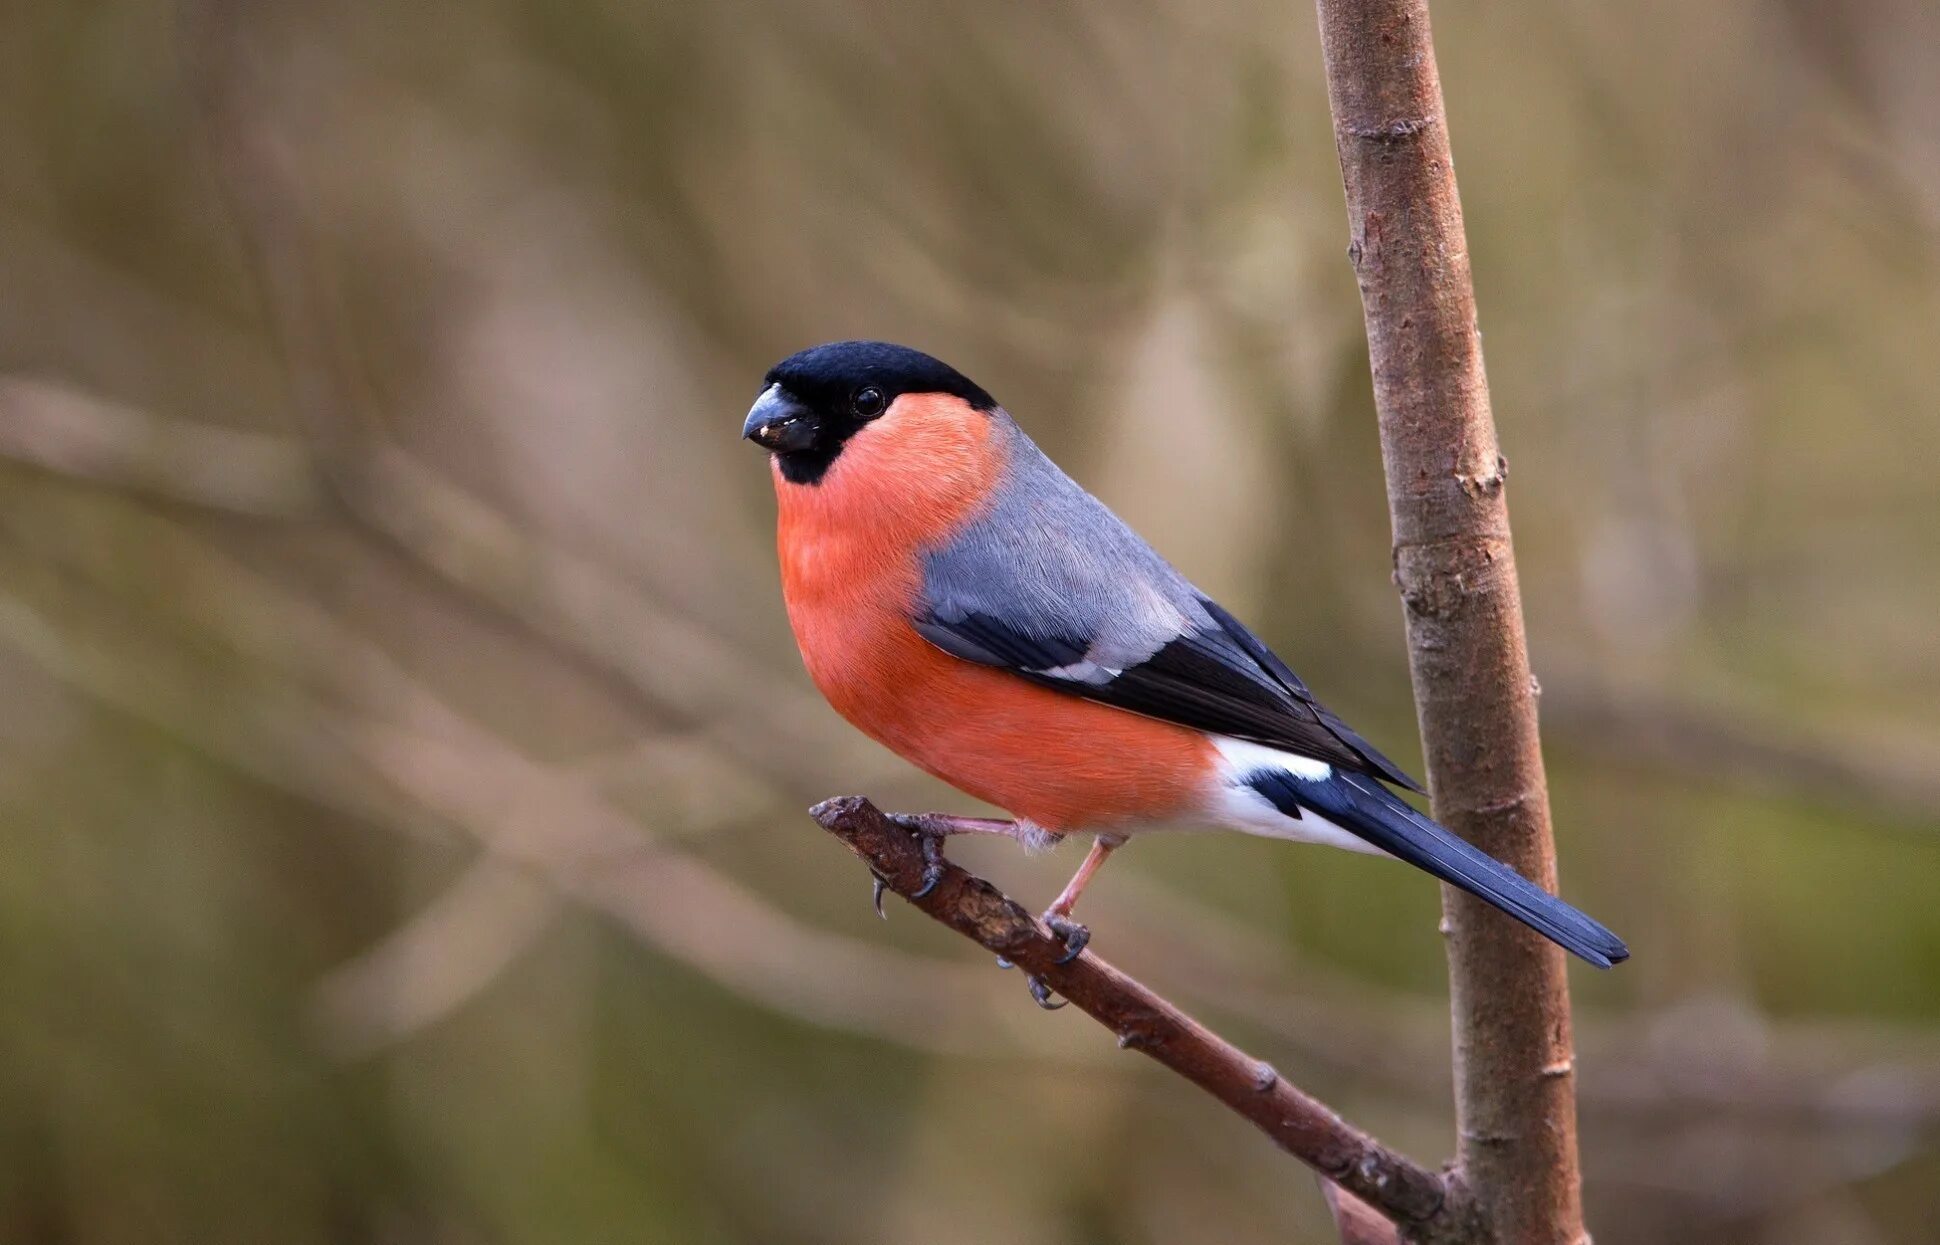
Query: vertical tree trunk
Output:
[[1310, 3, 1588, 1242]]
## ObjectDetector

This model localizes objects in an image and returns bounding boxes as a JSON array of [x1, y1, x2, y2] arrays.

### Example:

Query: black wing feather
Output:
[[913, 595, 1425, 793], [1195, 599, 1424, 793]]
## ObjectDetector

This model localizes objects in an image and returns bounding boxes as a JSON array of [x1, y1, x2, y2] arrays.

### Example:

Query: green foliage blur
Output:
[[2, 2, 1937, 1242]]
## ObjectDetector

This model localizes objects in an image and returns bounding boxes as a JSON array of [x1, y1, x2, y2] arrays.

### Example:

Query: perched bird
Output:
[[744, 341, 1626, 1001]]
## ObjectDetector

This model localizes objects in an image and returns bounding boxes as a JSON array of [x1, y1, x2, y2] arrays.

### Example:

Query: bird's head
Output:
[[743, 341, 997, 486]]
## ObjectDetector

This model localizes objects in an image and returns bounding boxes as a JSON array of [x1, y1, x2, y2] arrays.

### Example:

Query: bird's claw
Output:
[[1020, 913, 1087, 1004], [885, 814, 949, 898], [869, 871, 889, 920], [1043, 912, 1091, 964], [1026, 976, 1067, 1010], [866, 813, 950, 900]]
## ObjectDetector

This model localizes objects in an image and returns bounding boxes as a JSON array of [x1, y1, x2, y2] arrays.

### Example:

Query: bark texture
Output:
[[1311, 2, 1588, 1242]]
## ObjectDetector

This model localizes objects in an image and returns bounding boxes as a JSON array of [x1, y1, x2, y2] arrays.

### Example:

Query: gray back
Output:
[[916, 413, 1215, 676]]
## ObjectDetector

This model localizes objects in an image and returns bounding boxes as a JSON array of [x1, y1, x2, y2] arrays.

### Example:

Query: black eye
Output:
[[851, 386, 886, 418]]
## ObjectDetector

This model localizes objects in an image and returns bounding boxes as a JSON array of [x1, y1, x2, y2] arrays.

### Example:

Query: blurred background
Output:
[[2, 1, 1937, 1242]]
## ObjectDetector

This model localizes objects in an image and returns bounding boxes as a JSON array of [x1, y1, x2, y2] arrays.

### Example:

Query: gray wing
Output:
[[912, 419, 1423, 791]]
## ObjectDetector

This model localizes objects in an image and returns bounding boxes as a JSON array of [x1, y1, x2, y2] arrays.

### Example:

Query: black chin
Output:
[[774, 442, 844, 485]]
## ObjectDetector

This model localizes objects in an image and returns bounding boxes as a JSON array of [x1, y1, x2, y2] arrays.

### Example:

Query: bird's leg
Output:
[[872, 812, 1019, 913], [1039, 833, 1125, 965], [1012, 834, 1126, 1010]]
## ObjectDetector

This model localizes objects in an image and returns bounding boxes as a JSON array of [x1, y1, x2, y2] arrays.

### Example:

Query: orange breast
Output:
[[774, 395, 1213, 832]]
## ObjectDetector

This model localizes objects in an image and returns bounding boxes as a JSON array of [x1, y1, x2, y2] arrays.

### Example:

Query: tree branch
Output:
[[1314, 1, 1589, 1240], [811, 796, 1479, 1242]]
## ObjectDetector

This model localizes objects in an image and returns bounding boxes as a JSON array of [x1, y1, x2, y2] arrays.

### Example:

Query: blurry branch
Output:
[[333, 447, 757, 725], [349, 726, 1076, 1057], [1543, 682, 1940, 836], [0, 511, 1088, 1060], [1589, 1120, 1925, 1223], [0, 375, 318, 516], [180, 5, 856, 775], [1117, 871, 1940, 1131], [310, 858, 560, 1057], [325, 447, 866, 779], [813, 796, 1475, 1242]]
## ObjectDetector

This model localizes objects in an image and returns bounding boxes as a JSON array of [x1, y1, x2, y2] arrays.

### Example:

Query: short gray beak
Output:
[[742, 384, 818, 452]]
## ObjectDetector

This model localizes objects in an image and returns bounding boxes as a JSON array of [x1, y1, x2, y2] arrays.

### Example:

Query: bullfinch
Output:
[[744, 340, 1627, 1002]]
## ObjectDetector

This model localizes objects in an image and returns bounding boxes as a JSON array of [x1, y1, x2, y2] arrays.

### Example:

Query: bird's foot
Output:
[[993, 952, 1065, 1009], [1042, 911, 1091, 964], [1025, 975, 1066, 1010], [1010, 912, 1090, 1010], [883, 813, 950, 898]]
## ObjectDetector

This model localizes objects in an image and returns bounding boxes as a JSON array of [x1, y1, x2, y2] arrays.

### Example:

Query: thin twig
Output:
[[0, 374, 318, 516], [811, 795, 1479, 1242]]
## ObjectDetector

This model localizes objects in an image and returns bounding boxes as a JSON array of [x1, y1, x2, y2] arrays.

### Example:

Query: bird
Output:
[[743, 340, 1627, 1002]]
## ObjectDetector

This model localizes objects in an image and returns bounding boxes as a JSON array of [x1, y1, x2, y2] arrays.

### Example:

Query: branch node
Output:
[[1470, 790, 1537, 819], [1252, 1061, 1279, 1092], [1348, 116, 1436, 144], [1460, 1128, 1519, 1148], [1455, 454, 1508, 497]]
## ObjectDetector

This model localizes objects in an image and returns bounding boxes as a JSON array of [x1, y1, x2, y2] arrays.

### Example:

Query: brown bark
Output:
[[812, 797, 1480, 1243], [1323, 1178, 1405, 1245], [1311, 2, 1589, 1242]]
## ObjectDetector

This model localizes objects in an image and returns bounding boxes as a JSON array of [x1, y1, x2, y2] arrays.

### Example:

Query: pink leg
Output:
[[879, 813, 1025, 910], [1048, 833, 1125, 918], [889, 813, 1019, 838], [1039, 833, 1126, 968]]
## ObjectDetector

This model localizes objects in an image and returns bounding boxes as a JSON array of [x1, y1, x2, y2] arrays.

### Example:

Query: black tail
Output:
[[1249, 768, 1629, 968]]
